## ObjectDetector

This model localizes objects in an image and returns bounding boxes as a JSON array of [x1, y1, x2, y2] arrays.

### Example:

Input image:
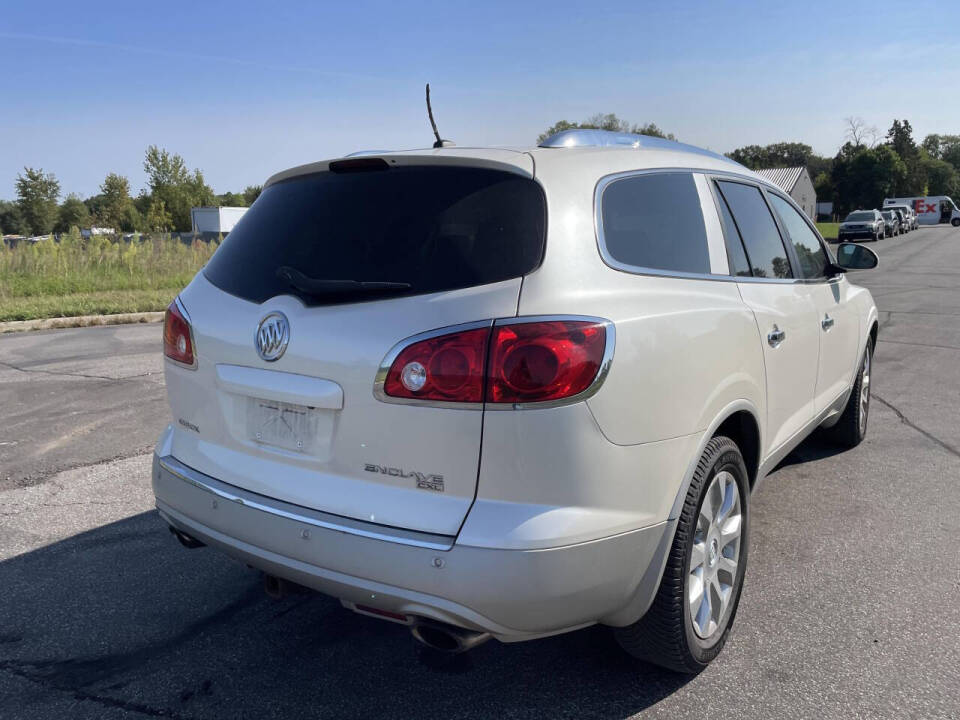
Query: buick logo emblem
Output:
[[255, 312, 290, 361]]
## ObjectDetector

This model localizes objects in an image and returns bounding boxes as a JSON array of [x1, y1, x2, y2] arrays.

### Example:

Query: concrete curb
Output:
[[0, 311, 165, 334]]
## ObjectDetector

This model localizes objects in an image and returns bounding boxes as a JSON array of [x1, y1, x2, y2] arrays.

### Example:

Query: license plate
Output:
[[247, 398, 320, 453]]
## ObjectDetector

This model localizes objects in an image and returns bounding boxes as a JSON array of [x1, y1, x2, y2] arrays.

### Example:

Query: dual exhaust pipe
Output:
[[410, 619, 491, 654], [170, 528, 489, 654]]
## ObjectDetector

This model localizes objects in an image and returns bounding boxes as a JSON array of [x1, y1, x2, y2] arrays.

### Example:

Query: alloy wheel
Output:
[[688, 470, 742, 639]]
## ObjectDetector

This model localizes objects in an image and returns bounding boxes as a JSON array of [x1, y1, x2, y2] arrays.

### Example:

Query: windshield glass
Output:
[[203, 165, 547, 305], [846, 211, 875, 221]]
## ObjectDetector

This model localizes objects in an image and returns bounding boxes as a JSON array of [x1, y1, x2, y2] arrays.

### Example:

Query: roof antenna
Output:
[[426, 83, 451, 148]]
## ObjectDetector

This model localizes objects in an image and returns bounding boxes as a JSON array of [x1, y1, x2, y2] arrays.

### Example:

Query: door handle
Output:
[[767, 325, 786, 348], [822, 314, 835, 331]]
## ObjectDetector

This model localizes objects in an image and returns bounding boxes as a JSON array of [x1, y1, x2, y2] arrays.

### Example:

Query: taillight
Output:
[[163, 299, 196, 368], [382, 327, 489, 403], [487, 320, 607, 404], [378, 318, 610, 407]]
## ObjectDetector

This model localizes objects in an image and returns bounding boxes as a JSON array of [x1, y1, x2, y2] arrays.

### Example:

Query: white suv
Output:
[[153, 129, 879, 673]]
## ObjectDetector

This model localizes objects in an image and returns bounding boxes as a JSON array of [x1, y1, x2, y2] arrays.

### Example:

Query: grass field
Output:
[[0, 233, 216, 322], [816, 222, 839, 240]]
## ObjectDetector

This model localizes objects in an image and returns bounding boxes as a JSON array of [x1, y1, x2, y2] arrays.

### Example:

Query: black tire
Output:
[[871, 231, 878, 242], [952, 218, 960, 227], [824, 337, 873, 448], [615, 436, 749, 674]]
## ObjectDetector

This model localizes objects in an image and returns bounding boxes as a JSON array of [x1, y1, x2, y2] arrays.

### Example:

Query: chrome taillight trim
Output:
[[372, 319, 493, 410], [371, 315, 615, 411]]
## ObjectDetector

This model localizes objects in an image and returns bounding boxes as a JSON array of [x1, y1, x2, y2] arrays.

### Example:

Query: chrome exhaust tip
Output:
[[410, 620, 491, 654], [169, 526, 205, 549]]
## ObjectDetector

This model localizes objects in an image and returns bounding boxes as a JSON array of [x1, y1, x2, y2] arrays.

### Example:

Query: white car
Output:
[[153, 129, 879, 673]]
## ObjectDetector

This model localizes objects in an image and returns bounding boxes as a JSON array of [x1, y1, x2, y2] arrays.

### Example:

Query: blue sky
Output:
[[2, 0, 959, 199]]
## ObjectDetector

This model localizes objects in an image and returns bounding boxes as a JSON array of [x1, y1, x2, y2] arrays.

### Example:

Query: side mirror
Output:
[[835, 242, 879, 271]]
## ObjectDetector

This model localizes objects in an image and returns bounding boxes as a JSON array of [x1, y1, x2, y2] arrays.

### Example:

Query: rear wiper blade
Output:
[[276, 266, 411, 295]]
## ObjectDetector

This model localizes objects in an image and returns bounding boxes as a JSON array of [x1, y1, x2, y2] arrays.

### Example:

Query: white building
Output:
[[190, 207, 248, 234], [755, 167, 817, 219]]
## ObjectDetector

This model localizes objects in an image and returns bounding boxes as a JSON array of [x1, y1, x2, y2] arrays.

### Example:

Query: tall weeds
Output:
[[0, 230, 217, 299]]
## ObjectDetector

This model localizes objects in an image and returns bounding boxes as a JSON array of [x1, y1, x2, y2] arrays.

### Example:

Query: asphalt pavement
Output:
[[1, 225, 959, 719]]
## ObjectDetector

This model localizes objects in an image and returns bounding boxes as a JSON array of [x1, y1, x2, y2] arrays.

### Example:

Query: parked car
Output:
[[884, 203, 917, 231], [892, 208, 912, 233], [838, 209, 885, 241], [153, 128, 879, 674], [881, 210, 901, 236]]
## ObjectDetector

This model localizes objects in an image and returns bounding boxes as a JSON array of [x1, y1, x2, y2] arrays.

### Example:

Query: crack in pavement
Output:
[[873, 393, 960, 460], [0, 584, 264, 719], [0, 359, 156, 383], [1, 447, 156, 491], [0, 660, 197, 719]]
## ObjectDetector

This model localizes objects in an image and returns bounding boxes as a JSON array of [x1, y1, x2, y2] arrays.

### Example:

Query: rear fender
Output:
[[602, 399, 762, 626]]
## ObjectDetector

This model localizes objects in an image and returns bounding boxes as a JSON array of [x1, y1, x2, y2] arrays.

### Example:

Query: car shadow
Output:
[[768, 431, 848, 475], [0, 511, 692, 719]]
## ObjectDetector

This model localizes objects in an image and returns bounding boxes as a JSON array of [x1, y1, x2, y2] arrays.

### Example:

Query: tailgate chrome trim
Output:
[[157, 455, 455, 551]]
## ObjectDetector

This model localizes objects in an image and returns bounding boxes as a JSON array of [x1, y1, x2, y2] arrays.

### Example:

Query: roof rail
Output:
[[345, 150, 393, 157], [538, 129, 741, 166]]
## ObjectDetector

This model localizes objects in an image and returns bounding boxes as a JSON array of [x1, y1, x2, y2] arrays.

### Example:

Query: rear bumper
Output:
[[153, 453, 670, 640]]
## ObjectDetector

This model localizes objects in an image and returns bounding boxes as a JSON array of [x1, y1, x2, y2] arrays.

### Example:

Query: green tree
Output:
[[15, 167, 61, 235], [242, 185, 263, 205], [56, 194, 92, 232], [923, 133, 960, 174], [727, 142, 817, 170], [145, 197, 173, 232], [921, 155, 960, 197], [537, 113, 675, 143], [215, 191, 247, 207], [143, 145, 214, 232], [831, 143, 907, 215], [99, 173, 136, 230], [884, 119, 925, 195], [632, 122, 673, 140], [0, 199, 26, 236], [813, 171, 834, 206]]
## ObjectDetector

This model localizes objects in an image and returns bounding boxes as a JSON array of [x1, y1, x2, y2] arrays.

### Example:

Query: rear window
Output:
[[599, 172, 711, 275], [203, 165, 546, 305]]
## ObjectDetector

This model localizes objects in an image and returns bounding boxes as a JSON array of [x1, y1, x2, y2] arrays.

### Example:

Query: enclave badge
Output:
[[364, 464, 445, 492], [255, 312, 290, 361]]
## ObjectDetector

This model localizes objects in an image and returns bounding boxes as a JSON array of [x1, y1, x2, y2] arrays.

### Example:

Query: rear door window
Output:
[[599, 172, 711, 275], [203, 165, 547, 305], [715, 180, 793, 279], [714, 188, 753, 277], [767, 194, 830, 279]]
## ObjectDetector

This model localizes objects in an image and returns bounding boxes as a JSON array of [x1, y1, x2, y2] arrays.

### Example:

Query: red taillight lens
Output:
[[383, 327, 489, 402], [163, 300, 195, 367], [380, 319, 609, 406], [487, 320, 607, 404]]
